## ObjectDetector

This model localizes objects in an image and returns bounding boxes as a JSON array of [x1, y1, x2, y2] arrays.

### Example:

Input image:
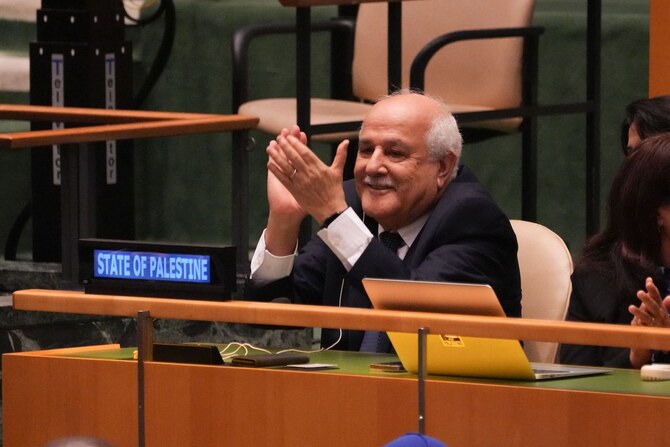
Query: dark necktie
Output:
[[360, 231, 405, 353], [379, 231, 404, 254]]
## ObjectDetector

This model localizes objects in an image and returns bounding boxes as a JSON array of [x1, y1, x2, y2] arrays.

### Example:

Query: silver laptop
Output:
[[362, 278, 610, 381]]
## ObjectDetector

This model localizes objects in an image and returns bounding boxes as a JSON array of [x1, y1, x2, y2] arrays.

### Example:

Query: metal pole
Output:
[[417, 327, 428, 434], [136, 310, 153, 447], [387, 2, 402, 92], [585, 0, 602, 235]]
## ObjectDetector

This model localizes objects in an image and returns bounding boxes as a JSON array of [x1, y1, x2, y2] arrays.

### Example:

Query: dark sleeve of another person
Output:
[[558, 268, 633, 368]]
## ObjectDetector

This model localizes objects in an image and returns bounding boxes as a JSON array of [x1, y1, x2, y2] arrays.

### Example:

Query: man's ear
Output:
[[436, 153, 457, 188]]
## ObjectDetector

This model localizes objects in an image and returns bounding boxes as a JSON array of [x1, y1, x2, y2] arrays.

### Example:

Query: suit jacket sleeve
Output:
[[558, 267, 634, 368]]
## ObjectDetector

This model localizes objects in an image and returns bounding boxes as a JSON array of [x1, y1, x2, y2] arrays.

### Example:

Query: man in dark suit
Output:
[[245, 90, 521, 352]]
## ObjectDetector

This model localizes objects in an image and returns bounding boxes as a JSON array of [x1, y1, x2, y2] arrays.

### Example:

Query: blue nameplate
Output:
[[93, 250, 211, 283], [79, 239, 236, 300]]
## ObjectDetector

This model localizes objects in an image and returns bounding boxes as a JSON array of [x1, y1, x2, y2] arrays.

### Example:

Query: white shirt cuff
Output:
[[317, 207, 373, 270], [249, 229, 296, 286]]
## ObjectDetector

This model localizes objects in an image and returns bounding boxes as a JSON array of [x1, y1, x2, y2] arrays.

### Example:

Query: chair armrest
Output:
[[231, 17, 356, 112], [409, 26, 545, 93]]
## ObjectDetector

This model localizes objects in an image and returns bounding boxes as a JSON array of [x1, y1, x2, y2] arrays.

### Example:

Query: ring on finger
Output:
[[289, 168, 297, 179]]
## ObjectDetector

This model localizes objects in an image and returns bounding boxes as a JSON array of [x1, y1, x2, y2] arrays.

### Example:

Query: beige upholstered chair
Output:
[[238, 0, 539, 140], [231, 0, 543, 268], [510, 219, 573, 364]]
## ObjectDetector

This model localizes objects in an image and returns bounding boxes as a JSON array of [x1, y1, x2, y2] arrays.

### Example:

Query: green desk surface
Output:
[[63, 345, 670, 398]]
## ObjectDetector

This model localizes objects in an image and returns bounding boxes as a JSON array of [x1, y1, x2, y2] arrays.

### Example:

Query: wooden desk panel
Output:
[[3, 347, 138, 447], [145, 363, 668, 446], [650, 0, 670, 96], [4, 346, 669, 447], [146, 364, 418, 446]]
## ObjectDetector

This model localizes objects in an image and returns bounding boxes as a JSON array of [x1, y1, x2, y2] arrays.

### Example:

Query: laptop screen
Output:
[[361, 278, 609, 381]]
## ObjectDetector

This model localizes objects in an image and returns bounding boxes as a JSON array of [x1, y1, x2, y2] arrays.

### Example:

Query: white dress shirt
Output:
[[250, 207, 429, 286], [249, 208, 429, 286]]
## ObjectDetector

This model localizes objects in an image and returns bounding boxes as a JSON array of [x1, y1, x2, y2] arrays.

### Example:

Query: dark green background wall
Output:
[[0, 0, 651, 262]]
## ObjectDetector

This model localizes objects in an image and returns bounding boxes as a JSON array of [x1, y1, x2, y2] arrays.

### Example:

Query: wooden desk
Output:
[[8, 290, 670, 446], [0, 104, 258, 280], [4, 345, 669, 447]]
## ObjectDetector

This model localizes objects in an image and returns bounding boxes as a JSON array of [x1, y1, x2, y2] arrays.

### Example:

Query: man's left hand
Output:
[[267, 127, 350, 225]]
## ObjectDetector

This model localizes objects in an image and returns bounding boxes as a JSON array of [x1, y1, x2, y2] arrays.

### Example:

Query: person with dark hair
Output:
[[245, 90, 521, 352], [620, 94, 670, 155], [559, 134, 670, 368]]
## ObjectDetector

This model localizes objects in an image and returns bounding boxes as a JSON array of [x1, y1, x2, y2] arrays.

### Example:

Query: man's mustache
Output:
[[363, 175, 396, 189]]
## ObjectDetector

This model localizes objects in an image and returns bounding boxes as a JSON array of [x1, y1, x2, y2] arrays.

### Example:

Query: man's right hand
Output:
[[264, 126, 310, 256], [267, 126, 309, 221], [267, 169, 307, 221]]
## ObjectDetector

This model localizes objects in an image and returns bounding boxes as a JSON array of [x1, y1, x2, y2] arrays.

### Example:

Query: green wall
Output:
[[0, 0, 651, 262]]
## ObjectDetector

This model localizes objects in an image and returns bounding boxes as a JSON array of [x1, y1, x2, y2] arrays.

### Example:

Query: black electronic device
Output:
[[152, 343, 224, 366], [30, 0, 134, 264], [79, 239, 236, 300], [230, 352, 310, 368]]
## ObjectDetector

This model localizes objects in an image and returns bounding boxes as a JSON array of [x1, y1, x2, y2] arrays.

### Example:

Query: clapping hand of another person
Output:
[[629, 277, 670, 368]]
